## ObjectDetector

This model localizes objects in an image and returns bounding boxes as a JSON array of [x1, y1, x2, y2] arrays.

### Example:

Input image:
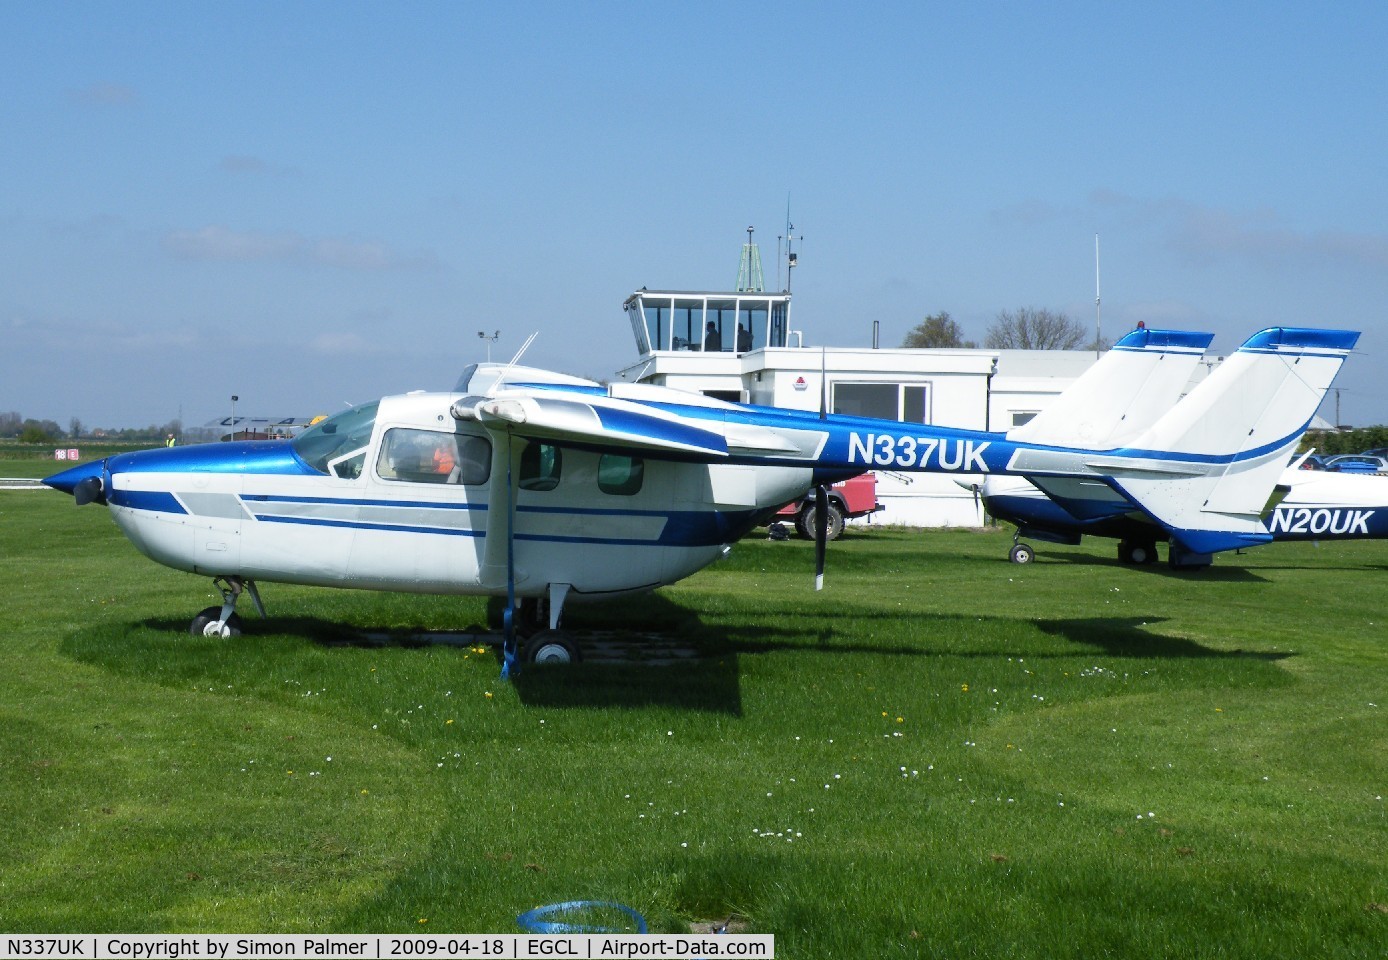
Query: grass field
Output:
[[1, 466, 1384, 957]]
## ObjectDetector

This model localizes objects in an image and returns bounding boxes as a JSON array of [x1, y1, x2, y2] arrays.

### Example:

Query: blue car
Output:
[[1323, 454, 1388, 474]]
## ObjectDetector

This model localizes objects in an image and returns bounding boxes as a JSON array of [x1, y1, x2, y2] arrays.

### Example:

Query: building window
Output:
[[598, 454, 644, 496], [832, 382, 932, 423]]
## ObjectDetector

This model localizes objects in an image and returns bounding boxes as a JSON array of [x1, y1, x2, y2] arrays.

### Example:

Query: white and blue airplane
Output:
[[46, 326, 1357, 674], [979, 327, 1381, 566]]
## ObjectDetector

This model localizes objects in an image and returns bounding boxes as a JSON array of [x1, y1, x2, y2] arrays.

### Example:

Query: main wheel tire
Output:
[[1009, 542, 1035, 564], [1119, 540, 1158, 565], [525, 630, 581, 665], [190, 606, 243, 637], [795, 502, 846, 541]]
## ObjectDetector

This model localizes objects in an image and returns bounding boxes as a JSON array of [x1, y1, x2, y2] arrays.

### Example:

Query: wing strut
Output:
[[814, 348, 829, 591], [500, 430, 521, 679]]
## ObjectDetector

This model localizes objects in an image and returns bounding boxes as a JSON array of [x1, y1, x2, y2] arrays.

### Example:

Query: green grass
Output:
[[1, 469, 1385, 956]]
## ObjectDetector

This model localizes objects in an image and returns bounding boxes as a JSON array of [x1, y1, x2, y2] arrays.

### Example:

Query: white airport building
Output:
[[614, 287, 1188, 527]]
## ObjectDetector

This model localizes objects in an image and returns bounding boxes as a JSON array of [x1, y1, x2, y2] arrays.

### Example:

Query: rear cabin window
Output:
[[598, 454, 644, 496], [377, 429, 490, 485], [520, 443, 562, 491]]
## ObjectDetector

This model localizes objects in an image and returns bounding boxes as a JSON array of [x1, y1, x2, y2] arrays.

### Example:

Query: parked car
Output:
[[1323, 454, 1388, 474], [773, 473, 883, 540], [1294, 452, 1329, 470]]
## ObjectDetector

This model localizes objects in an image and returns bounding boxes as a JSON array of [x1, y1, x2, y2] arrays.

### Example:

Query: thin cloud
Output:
[[219, 155, 304, 178], [8, 310, 199, 352], [66, 83, 138, 106], [994, 191, 1388, 273], [220, 155, 268, 174], [307, 331, 391, 356], [1172, 207, 1388, 270], [162, 225, 439, 272]]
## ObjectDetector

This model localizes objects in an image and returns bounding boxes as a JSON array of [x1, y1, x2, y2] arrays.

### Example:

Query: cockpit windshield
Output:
[[291, 401, 379, 478]]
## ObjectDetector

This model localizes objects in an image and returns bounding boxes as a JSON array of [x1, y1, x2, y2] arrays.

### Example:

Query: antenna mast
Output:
[[1094, 234, 1102, 359], [778, 200, 803, 294]]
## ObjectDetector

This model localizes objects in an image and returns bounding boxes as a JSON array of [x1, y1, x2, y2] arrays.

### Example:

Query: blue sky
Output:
[[3, 1, 1385, 430]]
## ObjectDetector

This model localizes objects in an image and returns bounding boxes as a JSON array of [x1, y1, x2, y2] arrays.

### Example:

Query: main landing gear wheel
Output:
[[1009, 542, 1035, 564], [525, 630, 581, 665], [190, 606, 243, 637], [1118, 539, 1158, 565]]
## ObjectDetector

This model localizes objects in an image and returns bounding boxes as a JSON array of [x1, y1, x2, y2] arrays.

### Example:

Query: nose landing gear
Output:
[[189, 576, 265, 637]]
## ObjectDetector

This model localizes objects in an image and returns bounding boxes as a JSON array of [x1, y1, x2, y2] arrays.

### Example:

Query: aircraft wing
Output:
[[454, 392, 802, 459]]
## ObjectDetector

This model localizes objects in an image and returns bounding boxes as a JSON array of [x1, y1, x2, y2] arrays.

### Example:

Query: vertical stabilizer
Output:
[[1105, 327, 1358, 552], [1008, 327, 1212, 449]]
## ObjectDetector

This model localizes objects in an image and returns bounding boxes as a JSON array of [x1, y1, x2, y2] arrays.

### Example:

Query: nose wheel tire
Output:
[[190, 606, 243, 637], [1009, 542, 1035, 564]]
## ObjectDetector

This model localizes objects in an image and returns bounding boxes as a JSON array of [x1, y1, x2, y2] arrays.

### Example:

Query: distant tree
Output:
[[0, 411, 20, 438], [984, 307, 1087, 350], [69, 417, 84, 439], [20, 423, 55, 443], [902, 312, 977, 349]]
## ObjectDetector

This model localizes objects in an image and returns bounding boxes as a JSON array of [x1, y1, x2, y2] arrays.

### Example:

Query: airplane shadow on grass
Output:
[[67, 584, 1291, 715], [1019, 550, 1271, 582]]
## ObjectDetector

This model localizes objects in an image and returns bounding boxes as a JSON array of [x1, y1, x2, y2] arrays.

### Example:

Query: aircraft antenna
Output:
[[487, 331, 539, 397], [1094, 234, 1102, 359]]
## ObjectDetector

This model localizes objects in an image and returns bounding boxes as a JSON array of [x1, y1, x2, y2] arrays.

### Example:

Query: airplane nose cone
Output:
[[44, 459, 107, 504]]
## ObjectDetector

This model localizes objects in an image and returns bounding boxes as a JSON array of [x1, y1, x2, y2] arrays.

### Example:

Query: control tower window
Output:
[[704, 299, 735, 352], [770, 301, 788, 347], [674, 299, 703, 350], [739, 300, 769, 352], [643, 301, 668, 352]]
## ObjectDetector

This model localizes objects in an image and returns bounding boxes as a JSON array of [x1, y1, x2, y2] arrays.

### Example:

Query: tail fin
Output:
[[1009, 327, 1212, 448], [1100, 327, 1358, 553]]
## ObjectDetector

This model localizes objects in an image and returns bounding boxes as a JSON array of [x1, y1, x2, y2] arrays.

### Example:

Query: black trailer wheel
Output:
[[795, 501, 845, 541]]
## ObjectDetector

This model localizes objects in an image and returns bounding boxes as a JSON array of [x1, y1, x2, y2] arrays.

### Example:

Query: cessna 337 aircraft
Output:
[[46, 326, 1357, 675], [977, 328, 1382, 567]]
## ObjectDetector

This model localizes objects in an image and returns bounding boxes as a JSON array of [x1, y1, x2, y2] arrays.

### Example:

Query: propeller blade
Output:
[[74, 475, 104, 506], [814, 483, 827, 591]]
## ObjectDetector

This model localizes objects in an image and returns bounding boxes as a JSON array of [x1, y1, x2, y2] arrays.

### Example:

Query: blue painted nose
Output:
[[44, 459, 106, 504]]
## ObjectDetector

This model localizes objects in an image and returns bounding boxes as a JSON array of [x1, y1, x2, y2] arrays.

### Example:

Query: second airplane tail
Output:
[[1096, 327, 1358, 553]]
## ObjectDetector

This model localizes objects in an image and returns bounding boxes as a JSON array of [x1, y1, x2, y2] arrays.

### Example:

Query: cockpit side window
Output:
[[292, 402, 379, 478], [377, 428, 491, 485]]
